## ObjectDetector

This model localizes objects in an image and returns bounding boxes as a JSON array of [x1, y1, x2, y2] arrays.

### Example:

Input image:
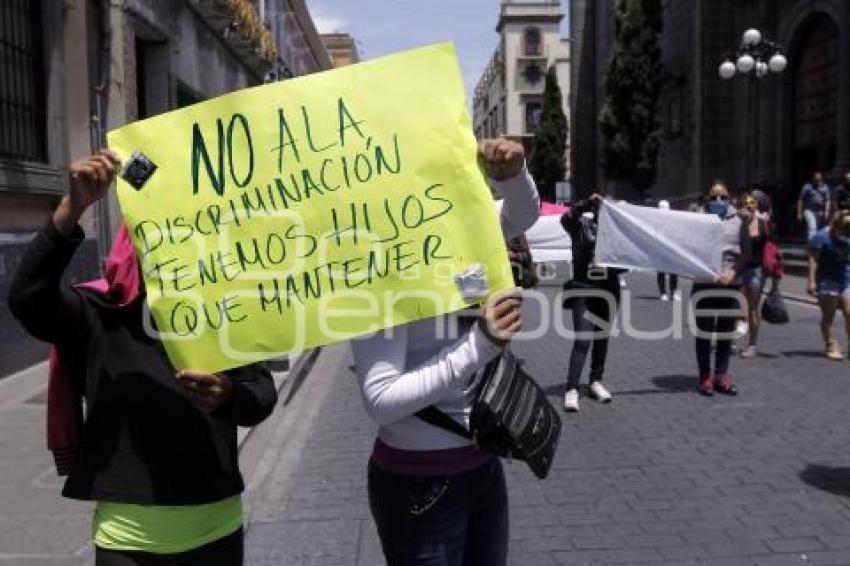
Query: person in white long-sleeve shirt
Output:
[[352, 138, 539, 566]]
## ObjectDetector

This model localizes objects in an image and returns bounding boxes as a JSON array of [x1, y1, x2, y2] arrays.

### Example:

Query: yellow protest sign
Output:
[[107, 42, 514, 372]]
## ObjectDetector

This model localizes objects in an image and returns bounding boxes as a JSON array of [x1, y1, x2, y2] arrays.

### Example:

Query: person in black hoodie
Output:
[[560, 193, 622, 412], [9, 151, 277, 565]]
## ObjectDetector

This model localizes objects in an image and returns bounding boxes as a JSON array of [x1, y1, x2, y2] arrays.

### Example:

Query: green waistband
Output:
[[93, 495, 243, 554]]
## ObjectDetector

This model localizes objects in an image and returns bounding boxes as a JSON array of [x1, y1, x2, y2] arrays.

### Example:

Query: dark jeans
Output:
[[94, 528, 243, 566], [692, 284, 740, 377], [566, 288, 620, 389], [657, 273, 678, 295], [367, 458, 508, 566]]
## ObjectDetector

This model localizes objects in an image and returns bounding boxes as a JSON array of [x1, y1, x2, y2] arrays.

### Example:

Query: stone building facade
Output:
[[571, 0, 850, 223], [321, 33, 360, 68], [0, 0, 330, 377], [472, 0, 571, 176]]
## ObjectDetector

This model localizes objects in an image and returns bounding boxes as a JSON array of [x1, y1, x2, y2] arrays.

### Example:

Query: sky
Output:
[[307, 0, 571, 100]]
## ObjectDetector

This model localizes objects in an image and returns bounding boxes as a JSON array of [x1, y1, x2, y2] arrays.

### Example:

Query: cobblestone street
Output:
[[3, 274, 850, 565], [242, 274, 850, 566]]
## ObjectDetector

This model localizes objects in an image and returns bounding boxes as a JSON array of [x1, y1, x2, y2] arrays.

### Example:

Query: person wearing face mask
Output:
[[739, 194, 772, 358], [691, 181, 752, 396], [559, 193, 622, 412], [806, 211, 850, 360]]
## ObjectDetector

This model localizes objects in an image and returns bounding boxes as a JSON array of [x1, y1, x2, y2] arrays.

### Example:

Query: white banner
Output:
[[594, 201, 724, 280]]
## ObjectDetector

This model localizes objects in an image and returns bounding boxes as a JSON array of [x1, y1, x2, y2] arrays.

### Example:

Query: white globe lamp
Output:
[[769, 53, 788, 73], [743, 28, 763, 46], [756, 61, 769, 78], [719, 60, 737, 79], [736, 54, 755, 74]]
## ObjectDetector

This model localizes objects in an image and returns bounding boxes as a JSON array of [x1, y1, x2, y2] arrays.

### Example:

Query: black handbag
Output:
[[416, 350, 562, 479], [761, 286, 789, 324]]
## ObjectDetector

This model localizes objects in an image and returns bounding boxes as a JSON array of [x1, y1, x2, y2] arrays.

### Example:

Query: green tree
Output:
[[599, 0, 663, 197], [529, 66, 568, 202]]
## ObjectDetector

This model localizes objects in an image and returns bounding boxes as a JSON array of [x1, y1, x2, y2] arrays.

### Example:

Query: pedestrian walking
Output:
[[560, 193, 621, 412], [8, 152, 276, 566], [656, 200, 681, 301], [740, 194, 771, 358], [806, 211, 850, 360], [351, 138, 537, 566], [691, 181, 751, 396], [798, 170, 831, 240]]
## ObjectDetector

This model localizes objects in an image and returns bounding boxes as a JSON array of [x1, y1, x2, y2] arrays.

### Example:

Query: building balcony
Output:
[[187, 0, 278, 75]]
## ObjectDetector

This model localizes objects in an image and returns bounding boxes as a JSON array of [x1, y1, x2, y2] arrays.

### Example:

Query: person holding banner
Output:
[[692, 182, 751, 396], [8, 151, 277, 566], [806, 211, 850, 360], [560, 193, 621, 412], [352, 138, 537, 566]]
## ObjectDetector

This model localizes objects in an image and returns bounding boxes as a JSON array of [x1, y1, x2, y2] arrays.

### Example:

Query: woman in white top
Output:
[[352, 138, 539, 566]]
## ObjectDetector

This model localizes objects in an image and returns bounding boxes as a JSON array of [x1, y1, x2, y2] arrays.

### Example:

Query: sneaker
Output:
[[713, 375, 738, 396], [660, 294, 670, 302], [826, 340, 844, 361], [564, 388, 580, 412], [673, 291, 682, 302], [589, 381, 612, 403], [740, 345, 757, 358], [698, 375, 714, 396]]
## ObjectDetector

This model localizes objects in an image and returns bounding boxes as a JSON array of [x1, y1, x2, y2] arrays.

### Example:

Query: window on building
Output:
[[0, 1, 46, 162], [523, 27, 542, 57], [525, 101, 543, 134], [521, 63, 544, 86]]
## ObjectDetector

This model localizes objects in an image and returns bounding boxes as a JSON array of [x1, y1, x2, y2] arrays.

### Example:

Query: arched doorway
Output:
[[791, 13, 840, 186]]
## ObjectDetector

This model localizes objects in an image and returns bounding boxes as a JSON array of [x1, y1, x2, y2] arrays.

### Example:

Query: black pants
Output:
[[566, 287, 620, 389], [94, 528, 243, 566], [692, 284, 740, 377], [657, 273, 678, 295], [368, 458, 508, 566]]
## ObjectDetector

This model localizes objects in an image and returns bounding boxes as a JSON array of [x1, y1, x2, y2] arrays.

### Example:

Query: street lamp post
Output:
[[718, 28, 787, 191]]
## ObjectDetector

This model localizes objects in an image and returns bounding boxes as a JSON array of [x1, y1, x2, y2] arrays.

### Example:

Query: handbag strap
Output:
[[414, 353, 508, 440], [415, 405, 473, 440]]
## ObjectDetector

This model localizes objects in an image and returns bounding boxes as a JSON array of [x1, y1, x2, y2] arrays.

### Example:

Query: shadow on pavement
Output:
[[547, 374, 698, 398], [782, 350, 827, 359], [652, 374, 697, 391], [800, 464, 850, 497], [605, 374, 698, 397], [543, 382, 566, 397]]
